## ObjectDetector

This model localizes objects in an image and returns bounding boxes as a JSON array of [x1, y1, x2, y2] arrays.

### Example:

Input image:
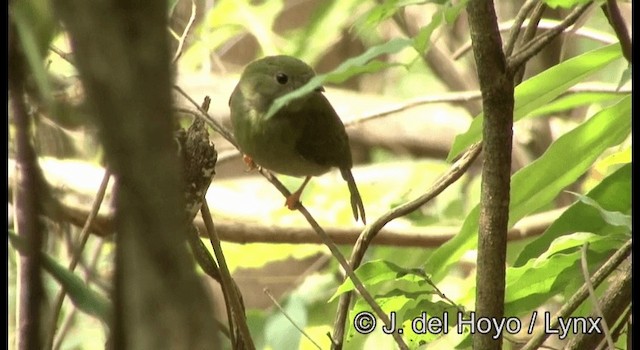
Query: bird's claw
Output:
[[285, 193, 302, 210], [242, 154, 259, 172]]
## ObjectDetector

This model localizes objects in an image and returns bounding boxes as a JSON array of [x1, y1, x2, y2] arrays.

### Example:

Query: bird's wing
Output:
[[295, 92, 353, 169]]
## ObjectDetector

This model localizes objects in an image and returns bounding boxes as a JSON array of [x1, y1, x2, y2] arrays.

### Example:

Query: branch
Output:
[[601, 0, 631, 63], [453, 17, 617, 61], [466, 1, 514, 349], [46, 169, 111, 350], [521, 239, 632, 350], [9, 14, 46, 349], [503, 0, 539, 57], [508, 3, 593, 73], [577, 243, 614, 350], [331, 142, 482, 348], [171, 0, 197, 64]]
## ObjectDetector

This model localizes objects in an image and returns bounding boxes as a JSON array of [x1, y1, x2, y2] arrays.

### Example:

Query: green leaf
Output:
[[448, 43, 623, 161], [515, 163, 631, 266], [329, 260, 427, 301], [543, 0, 597, 9], [617, 64, 631, 91], [354, 0, 438, 36], [265, 38, 413, 119], [504, 246, 616, 317], [10, 1, 55, 107], [568, 192, 632, 230], [412, 8, 444, 53], [506, 95, 630, 226], [264, 294, 306, 350], [8, 232, 112, 323], [526, 92, 625, 119], [427, 95, 630, 281]]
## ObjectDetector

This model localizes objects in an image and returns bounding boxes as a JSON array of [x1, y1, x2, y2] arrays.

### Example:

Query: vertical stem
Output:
[[9, 27, 45, 350], [466, 0, 514, 349]]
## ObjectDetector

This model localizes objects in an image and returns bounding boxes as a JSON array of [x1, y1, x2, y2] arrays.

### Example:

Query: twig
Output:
[[508, 3, 593, 73], [521, 239, 631, 350], [50, 46, 75, 65], [9, 31, 46, 348], [453, 17, 617, 60], [45, 169, 111, 350], [172, 0, 197, 64], [512, 2, 546, 85], [173, 85, 237, 147], [601, 0, 631, 63], [344, 91, 481, 127], [263, 288, 322, 350], [331, 142, 482, 348], [503, 0, 539, 57], [595, 306, 630, 350], [257, 168, 409, 350], [580, 243, 614, 350], [52, 240, 105, 350], [201, 201, 255, 350]]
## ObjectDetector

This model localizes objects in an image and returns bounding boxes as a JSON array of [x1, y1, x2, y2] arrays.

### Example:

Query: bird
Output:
[[229, 55, 366, 224]]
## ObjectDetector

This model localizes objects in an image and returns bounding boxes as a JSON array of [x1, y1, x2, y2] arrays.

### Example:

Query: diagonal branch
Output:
[[330, 142, 481, 349], [600, 0, 631, 63], [508, 3, 593, 73]]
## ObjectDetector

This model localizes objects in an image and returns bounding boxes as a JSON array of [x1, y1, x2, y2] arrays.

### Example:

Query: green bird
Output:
[[229, 55, 366, 224]]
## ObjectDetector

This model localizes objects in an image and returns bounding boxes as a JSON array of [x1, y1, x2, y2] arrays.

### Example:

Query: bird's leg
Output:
[[285, 176, 312, 210], [242, 154, 258, 172]]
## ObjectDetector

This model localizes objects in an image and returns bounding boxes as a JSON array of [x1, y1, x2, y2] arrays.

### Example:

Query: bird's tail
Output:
[[341, 168, 366, 224]]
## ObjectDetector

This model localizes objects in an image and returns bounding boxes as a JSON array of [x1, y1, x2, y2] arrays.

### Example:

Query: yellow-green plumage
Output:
[[229, 55, 366, 223]]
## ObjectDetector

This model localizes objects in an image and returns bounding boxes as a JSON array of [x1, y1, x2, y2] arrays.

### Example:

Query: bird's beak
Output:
[[314, 86, 325, 92]]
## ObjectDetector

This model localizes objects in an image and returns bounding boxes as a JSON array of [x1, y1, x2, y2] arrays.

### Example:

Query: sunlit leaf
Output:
[[543, 0, 597, 8], [266, 38, 413, 119], [515, 163, 631, 265], [567, 191, 632, 230], [330, 260, 428, 301], [427, 95, 630, 281], [448, 43, 623, 161], [8, 232, 112, 324]]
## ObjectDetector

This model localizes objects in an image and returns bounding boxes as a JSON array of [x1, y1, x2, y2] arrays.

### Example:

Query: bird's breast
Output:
[[237, 111, 330, 177]]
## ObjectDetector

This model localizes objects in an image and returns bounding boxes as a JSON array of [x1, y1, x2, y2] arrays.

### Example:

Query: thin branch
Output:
[[53, 240, 106, 350], [263, 288, 322, 350], [256, 168, 410, 350], [9, 22, 46, 348], [37, 188, 565, 247], [331, 142, 482, 348], [521, 239, 631, 350], [201, 201, 255, 350], [453, 17, 617, 60], [173, 85, 237, 147], [601, 0, 631, 63], [513, 2, 547, 85], [172, 0, 197, 64], [46, 169, 111, 350], [344, 91, 481, 127], [503, 0, 539, 57], [580, 243, 614, 350], [508, 3, 593, 73]]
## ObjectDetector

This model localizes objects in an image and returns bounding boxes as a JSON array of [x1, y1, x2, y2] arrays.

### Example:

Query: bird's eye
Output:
[[275, 73, 288, 85]]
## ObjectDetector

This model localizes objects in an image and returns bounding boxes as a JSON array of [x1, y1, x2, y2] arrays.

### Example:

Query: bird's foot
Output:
[[242, 154, 258, 172], [285, 192, 302, 210]]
